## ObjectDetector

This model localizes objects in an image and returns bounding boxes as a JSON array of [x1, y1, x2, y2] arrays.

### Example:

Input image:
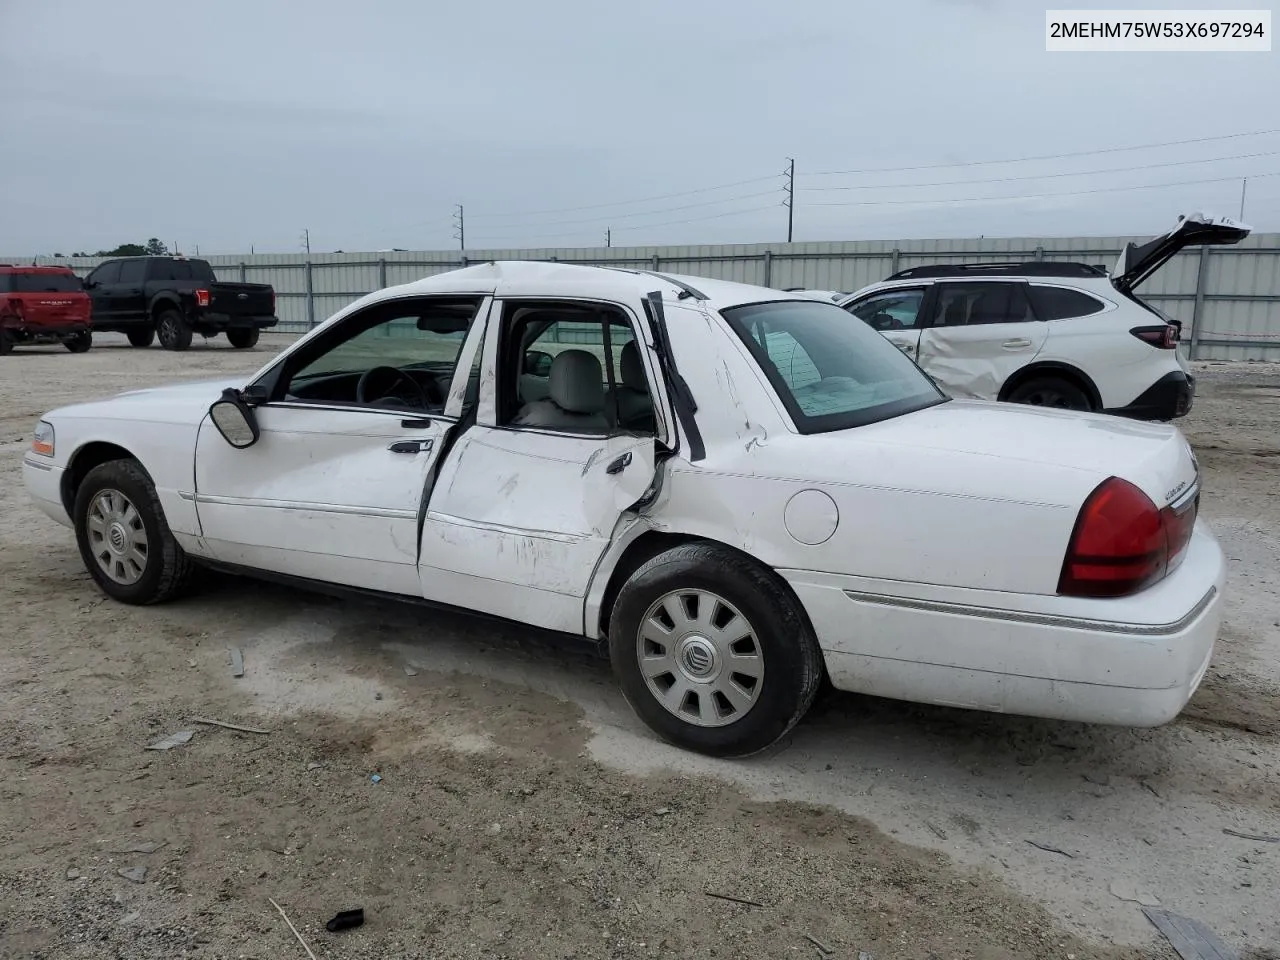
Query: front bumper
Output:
[[782, 522, 1224, 727], [23, 455, 71, 528], [1106, 370, 1195, 421]]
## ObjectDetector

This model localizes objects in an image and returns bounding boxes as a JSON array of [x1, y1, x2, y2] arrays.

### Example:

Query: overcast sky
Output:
[[1, 0, 1276, 255]]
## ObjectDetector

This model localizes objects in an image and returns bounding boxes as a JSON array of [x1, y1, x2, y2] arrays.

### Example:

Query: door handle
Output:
[[1002, 338, 1033, 349], [388, 438, 433, 454], [606, 451, 632, 474]]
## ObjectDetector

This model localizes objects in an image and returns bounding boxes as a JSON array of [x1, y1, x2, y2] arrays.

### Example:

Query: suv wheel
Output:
[[127, 328, 155, 348], [608, 543, 823, 758], [226, 327, 260, 349], [156, 310, 193, 351], [64, 331, 92, 353], [0, 329, 12, 356], [1006, 376, 1092, 411], [73, 459, 195, 605]]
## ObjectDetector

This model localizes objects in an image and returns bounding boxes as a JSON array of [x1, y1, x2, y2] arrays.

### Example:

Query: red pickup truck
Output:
[[0, 264, 93, 355]]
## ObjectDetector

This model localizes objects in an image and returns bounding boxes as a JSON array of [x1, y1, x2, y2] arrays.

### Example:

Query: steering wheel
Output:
[[355, 365, 433, 408]]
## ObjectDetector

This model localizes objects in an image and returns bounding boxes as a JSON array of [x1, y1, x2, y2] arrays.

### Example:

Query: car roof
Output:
[[381, 260, 806, 312]]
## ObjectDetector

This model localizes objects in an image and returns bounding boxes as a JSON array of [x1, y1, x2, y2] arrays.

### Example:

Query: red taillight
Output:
[[1130, 324, 1179, 349], [195, 288, 211, 308], [1058, 477, 1196, 598]]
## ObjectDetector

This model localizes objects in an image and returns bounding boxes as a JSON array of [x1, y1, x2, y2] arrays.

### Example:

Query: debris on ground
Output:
[[229, 647, 245, 678], [269, 896, 318, 960], [1143, 906, 1239, 960], [704, 890, 764, 907], [109, 840, 167, 854], [117, 866, 147, 884], [190, 716, 270, 735], [925, 820, 947, 840], [370, 774, 383, 784], [307, 762, 322, 771], [803, 932, 834, 955], [404, 665, 418, 677], [65, 868, 80, 880], [1222, 828, 1280, 843], [1025, 839, 1075, 858], [1109, 879, 1161, 907], [326, 908, 365, 932], [144, 730, 193, 751]]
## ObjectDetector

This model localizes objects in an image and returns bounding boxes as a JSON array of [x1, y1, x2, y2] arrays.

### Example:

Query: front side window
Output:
[[722, 299, 944, 432], [846, 288, 927, 330], [274, 297, 482, 413]]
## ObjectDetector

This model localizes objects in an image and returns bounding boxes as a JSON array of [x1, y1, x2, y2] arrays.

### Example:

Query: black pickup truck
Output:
[[83, 256, 277, 350]]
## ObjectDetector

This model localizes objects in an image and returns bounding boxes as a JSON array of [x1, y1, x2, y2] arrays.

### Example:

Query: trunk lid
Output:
[[209, 282, 274, 317], [18, 294, 92, 327], [1111, 212, 1251, 294]]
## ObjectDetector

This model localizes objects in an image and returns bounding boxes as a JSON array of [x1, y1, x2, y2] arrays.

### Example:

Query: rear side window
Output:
[[1030, 285, 1107, 320], [931, 282, 1034, 326], [118, 260, 146, 283], [10, 272, 83, 293]]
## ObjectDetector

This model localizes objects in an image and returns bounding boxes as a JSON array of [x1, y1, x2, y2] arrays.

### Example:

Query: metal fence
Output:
[[13, 234, 1280, 361]]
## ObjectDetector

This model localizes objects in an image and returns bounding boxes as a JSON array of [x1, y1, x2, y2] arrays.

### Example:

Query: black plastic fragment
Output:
[[326, 908, 365, 932]]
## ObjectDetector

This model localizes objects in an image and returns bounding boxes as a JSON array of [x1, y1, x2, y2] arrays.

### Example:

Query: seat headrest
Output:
[[619, 339, 646, 390], [549, 349, 605, 414]]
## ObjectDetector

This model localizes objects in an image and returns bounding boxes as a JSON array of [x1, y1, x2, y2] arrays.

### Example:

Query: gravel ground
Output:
[[1, 334, 1277, 960]]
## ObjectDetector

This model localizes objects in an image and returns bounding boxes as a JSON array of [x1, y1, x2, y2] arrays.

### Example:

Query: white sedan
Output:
[[22, 262, 1223, 757]]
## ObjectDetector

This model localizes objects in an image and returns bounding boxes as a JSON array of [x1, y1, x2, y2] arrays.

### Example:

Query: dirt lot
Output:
[[1, 335, 1277, 960]]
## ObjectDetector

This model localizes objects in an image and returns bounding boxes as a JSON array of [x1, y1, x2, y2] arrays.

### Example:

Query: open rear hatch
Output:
[[1111, 213, 1251, 294]]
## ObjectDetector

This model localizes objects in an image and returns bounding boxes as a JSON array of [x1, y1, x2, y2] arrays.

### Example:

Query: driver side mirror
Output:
[[524, 350, 553, 377], [208, 388, 261, 449]]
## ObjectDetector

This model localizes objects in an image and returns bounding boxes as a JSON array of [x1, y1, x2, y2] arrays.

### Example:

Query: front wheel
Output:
[[225, 327, 260, 349], [155, 310, 192, 351], [1005, 376, 1092, 411], [608, 543, 823, 758], [73, 459, 195, 605], [0, 329, 12, 355], [64, 331, 92, 353]]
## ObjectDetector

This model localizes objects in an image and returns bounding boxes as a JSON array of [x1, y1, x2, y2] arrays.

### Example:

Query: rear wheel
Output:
[[0, 329, 12, 356], [64, 331, 92, 353], [155, 310, 192, 351], [1006, 376, 1092, 411], [127, 328, 155, 348], [73, 459, 195, 605], [608, 542, 823, 758], [226, 327, 260, 349]]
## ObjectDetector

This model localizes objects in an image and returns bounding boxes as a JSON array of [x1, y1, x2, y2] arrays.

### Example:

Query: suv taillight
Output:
[[1130, 324, 1179, 349], [195, 288, 211, 308], [1058, 477, 1198, 598]]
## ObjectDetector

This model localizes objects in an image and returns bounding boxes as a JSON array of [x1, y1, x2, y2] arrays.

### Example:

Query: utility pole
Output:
[[300, 228, 311, 255], [605, 228, 611, 248], [783, 158, 795, 243], [452, 205, 465, 252], [1240, 178, 1248, 220]]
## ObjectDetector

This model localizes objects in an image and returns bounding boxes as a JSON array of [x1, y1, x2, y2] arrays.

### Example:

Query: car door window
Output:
[[847, 288, 926, 331], [500, 302, 653, 435], [1029, 285, 1106, 320], [117, 260, 145, 284], [275, 297, 483, 413], [930, 282, 1034, 326], [89, 262, 121, 285]]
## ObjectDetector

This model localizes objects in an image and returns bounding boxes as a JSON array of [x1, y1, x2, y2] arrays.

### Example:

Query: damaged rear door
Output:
[[914, 280, 1047, 400]]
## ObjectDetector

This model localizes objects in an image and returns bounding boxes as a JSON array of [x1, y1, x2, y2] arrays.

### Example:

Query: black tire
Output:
[[1005, 376, 1092, 411], [73, 459, 195, 605], [0, 329, 12, 356], [226, 327, 260, 349], [608, 542, 823, 758], [127, 328, 155, 348], [64, 331, 92, 353], [155, 309, 192, 351]]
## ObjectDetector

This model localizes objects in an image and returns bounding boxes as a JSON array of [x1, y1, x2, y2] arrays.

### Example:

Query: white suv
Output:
[[837, 214, 1250, 420]]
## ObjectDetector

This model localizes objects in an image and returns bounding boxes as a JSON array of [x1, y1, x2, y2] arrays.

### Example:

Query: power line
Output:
[[807, 127, 1280, 177], [802, 149, 1280, 192], [463, 173, 780, 221], [807, 171, 1280, 208]]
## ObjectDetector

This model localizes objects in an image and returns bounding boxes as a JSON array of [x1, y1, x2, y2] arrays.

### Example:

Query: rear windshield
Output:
[[721, 299, 945, 433], [0, 272, 83, 293]]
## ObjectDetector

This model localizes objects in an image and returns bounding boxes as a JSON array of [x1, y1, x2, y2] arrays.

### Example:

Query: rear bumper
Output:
[[782, 521, 1224, 726], [193, 313, 278, 331], [1, 320, 92, 340], [1106, 370, 1195, 421]]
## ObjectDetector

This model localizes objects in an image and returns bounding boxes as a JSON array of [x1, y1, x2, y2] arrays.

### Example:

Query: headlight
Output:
[[31, 420, 54, 457]]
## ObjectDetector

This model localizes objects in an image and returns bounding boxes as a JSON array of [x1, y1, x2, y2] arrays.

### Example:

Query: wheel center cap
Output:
[[677, 635, 718, 680], [108, 522, 128, 554]]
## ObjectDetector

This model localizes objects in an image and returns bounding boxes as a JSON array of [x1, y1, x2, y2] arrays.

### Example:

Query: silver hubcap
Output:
[[636, 589, 763, 728], [86, 489, 149, 585]]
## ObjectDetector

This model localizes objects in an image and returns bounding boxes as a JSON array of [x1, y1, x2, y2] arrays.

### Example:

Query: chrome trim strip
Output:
[[266, 400, 458, 423], [178, 490, 195, 501], [843, 585, 1217, 637], [425, 510, 586, 543], [194, 494, 415, 520], [22, 456, 53, 472]]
